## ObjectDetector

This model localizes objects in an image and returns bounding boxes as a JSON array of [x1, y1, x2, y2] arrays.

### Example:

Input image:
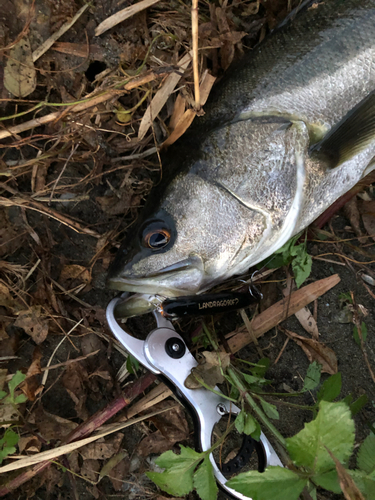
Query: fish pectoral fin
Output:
[[310, 90, 375, 168]]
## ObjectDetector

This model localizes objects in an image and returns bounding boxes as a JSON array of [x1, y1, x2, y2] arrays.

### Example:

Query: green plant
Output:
[[0, 371, 27, 406], [0, 371, 27, 464], [126, 354, 140, 374], [260, 232, 312, 288], [0, 428, 19, 464], [147, 358, 370, 500]]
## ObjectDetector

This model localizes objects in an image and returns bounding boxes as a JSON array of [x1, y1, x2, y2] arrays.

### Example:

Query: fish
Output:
[[107, 0, 375, 304]]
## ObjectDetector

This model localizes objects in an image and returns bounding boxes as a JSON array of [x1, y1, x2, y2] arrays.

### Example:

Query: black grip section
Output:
[[221, 435, 266, 477], [221, 434, 255, 476], [161, 289, 261, 319]]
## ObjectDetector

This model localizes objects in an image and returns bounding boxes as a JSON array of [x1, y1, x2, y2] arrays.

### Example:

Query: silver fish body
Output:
[[108, 0, 375, 299]]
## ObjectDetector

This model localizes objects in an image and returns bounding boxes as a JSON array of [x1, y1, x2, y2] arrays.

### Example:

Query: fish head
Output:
[[107, 172, 267, 297], [107, 119, 309, 298]]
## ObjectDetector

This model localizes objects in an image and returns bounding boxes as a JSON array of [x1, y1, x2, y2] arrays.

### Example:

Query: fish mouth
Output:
[[107, 256, 205, 298]]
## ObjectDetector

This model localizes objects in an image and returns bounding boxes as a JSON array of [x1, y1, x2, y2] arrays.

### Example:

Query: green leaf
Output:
[[227, 466, 308, 500], [286, 401, 354, 474], [0, 446, 17, 464], [357, 433, 375, 474], [259, 398, 279, 420], [243, 414, 257, 436], [242, 373, 267, 387], [314, 468, 341, 493], [229, 385, 240, 401], [349, 393, 368, 416], [317, 373, 342, 402], [350, 469, 375, 498], [8, 371, 26, 400], [193, 455, 218, 500], [306, 481, 317, 500], [235, 410, 245, 434], [147, 446, 203, 496], [251, 420, 262, 441], [291, 246, 312, 288], [14, 394, 27, 404], [235, 411, 257, 436], [353, 322, 367, 346], [0, 391, 6, 400], [362, 471, 375, 499], [126, 354, 139, 375], [3, 429, 19, 448], [302, 362, 321, 392], [339, 291, 353, 305], [242, 373, 262, 385], [250, 358, 270, 378], [0, 429, 19, 464]]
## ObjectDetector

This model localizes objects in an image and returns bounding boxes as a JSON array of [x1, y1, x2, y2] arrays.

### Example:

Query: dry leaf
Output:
[[201, 351, 230, 368], [81, 458, 100, 482], [283, 281, 319, 339], [343, 197, 367, 243], [0, 281, 13, 309], [138, 51, 192, 140], [62, 362, 88, 420], [325, 447, 365, 500], [185, 351, 230, 389], [198, 70, 216, 106], [4, 37, 36, 97], [0, 401, 19, 428], [162, 71, 216, 147], [162, 109, 196, 148], [80, 434, 123, 460], [32, 407, 78, 441], [137, 431, 173, 456], [169, 93, 186, 131], [137, 401, 188, 456], [18, 436, 41, 454], [358, 200, 375, 241], [60, 264, 91, 284], [294, 306, 320, 339], [108, 455, 130, 491], [282, 328, 337, 374], [95, 0, 162, 36], [20, 347, 43, 401], [14, 306, 49, 344], [52, 42, 105, 60]]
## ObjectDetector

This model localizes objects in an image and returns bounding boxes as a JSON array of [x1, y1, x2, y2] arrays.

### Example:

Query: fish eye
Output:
[[144, 229, 171, 250]]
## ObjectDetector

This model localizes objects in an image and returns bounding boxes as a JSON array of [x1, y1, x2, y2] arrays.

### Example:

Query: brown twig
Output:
[[0, 195, 101, 238], [191, 0, 200, 110], [0, 89, 126, 140], [32, 3, 89, 62], [0, 372, 156, 496], [95, 0, 162, 36], [227, 274, 341, 353]]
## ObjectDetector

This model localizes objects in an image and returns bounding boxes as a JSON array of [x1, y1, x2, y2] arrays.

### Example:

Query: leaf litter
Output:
[[0, 0, 375, 499]]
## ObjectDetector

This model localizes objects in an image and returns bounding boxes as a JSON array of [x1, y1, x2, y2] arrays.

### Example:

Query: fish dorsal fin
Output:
[[310, 91, 375, 168]]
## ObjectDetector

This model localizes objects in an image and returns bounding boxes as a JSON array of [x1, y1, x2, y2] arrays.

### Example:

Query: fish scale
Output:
[[107, 0, 375, 301], [205, 0, 375, 132]]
